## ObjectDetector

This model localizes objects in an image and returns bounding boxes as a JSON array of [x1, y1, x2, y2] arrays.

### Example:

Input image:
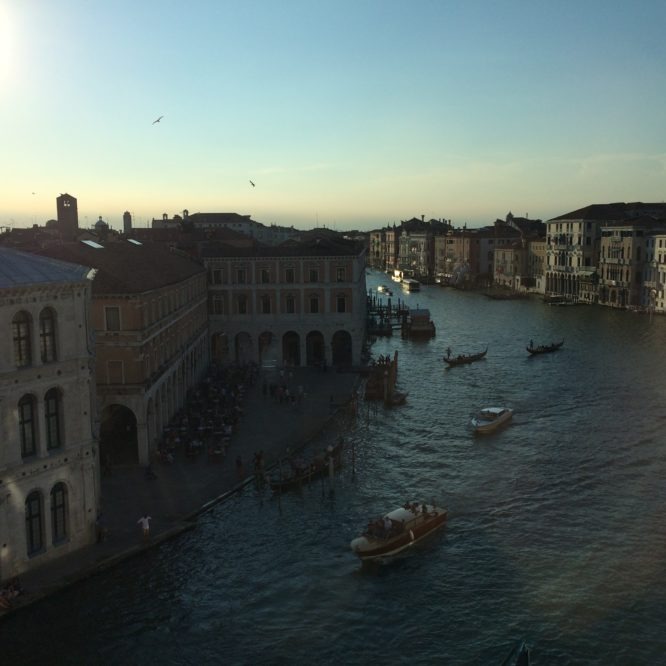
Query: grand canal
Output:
[[4, 272, 666, 664]]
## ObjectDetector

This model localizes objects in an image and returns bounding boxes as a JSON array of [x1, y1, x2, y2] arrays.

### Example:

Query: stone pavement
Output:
[[1, 366, 361, 618]]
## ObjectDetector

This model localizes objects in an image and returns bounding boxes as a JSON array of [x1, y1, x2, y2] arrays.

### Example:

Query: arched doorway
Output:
[[306, 331, 325, 367], [211, 332, 230, 363], [235, 332, 252, 363], [258, 331, 279, 369], [282, 331, 301, 367], [99, 404, 138, 466], [331, 330, 352, 367]]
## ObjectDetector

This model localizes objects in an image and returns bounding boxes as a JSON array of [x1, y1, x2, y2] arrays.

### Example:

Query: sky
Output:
[[1, 0, 665, 232]]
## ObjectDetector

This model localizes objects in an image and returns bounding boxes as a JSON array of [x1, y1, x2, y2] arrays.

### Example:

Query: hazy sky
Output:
[[1, 0, 665, 231]]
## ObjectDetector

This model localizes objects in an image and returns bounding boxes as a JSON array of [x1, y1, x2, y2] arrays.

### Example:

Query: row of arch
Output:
[[211, 329, 353, 367]]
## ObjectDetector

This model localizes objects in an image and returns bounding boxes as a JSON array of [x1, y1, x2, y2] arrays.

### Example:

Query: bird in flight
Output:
[[249, 180, 255, 187], [152, 115, 163, 125]]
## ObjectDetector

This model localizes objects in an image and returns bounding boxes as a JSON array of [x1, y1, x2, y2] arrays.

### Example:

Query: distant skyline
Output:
[[2, 0, 665, 231]]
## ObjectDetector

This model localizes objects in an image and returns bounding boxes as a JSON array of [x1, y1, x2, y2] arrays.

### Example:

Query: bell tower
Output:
[[56, 193, 79, 240]]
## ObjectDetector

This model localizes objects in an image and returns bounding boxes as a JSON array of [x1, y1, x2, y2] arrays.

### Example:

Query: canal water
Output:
[[3, 272, 666, 665]]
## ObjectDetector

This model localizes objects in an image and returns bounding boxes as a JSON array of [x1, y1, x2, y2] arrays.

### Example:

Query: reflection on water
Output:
[[3, 274, 666, 664]]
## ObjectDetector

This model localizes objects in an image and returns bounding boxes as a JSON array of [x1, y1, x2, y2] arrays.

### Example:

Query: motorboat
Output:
[[270, 439, 344, 492], [377, 284, 393, 296], [350, 502, 447, 561], [471, 407, 513, 434]]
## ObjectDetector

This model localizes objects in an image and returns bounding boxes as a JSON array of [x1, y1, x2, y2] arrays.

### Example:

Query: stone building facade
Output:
[[0, 249, 99, 582], [204, 236, 367, 369]]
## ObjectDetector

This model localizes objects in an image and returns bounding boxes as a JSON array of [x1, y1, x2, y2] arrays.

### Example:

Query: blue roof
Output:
[[0, 247, 91, 288]]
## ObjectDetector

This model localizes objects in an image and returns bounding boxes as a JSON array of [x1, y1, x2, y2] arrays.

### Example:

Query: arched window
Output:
[[19, 394, 37, 458], [13, 310, 32, 367], [50, 483, 68, 543], [39, 308, 57, 363], [45, 388, 62, 451], [25, 491, 44, 556]]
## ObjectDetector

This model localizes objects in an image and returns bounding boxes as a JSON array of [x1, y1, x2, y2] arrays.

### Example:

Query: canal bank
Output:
[[1, 365, 361, 618]]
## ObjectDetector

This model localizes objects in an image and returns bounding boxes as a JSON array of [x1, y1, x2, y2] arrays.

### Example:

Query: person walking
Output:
[[137, 514, 152, 539]]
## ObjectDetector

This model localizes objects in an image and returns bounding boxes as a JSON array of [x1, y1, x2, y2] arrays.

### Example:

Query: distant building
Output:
[[0, 248, 99, 583], [546, 202, 666, 303], [123, 211, 132, 235]]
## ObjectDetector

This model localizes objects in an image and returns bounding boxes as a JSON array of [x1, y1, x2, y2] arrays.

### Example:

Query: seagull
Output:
[[249, 180, 255, 187], [152, 115, 163, 125]]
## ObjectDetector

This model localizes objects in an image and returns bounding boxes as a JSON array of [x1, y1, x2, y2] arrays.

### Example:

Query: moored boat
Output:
[[350, 502, 448, 561], [444, 347, 487, 366], [526, 339, 564, 355], [401, 308, 435, 339], [377, 284, 393, 296], [471, 406, 513, 434]]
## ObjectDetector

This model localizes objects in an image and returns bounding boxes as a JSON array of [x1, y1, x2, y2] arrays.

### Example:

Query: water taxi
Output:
[[350, 502, 448, 561], [471, 407, 513, 434], [401, 278, 421, 292]]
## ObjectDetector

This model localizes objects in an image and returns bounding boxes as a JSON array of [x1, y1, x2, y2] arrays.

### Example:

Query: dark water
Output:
[[4, 274, 666, 665]]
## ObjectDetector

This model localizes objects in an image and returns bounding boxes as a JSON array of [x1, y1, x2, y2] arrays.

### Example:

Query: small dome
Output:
[[95, 216, 108, 229]]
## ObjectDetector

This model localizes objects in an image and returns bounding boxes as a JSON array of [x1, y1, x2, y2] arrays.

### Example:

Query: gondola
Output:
[[444, 348, 488, 366], [526, 340, 564, 355], [500, 640, 530, 666]]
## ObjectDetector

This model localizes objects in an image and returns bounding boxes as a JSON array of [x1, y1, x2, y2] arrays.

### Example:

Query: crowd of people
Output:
[[157, 362, 258, 466]]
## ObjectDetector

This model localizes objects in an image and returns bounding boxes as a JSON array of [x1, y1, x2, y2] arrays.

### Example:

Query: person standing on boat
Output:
[[445, 347, 452, 359]]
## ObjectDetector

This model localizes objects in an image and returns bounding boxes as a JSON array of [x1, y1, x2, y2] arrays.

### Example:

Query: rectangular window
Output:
[[13, 313, 31, 367], [105, 307, 120, 331], [309, 296, 319, 313], [26, 493, 43, 555], [336, 267, 345, 282], [286, 296, 295, 314], [285, 268, 295, 283], [40, 311, 57, 362], [211, 269, 222, 285], [237, 295, 248, 315], [45, 390, 61, 450], [19, 397, 36, 457], [261, 296, 271, 314], [336, 295, 346, 313], [51, 485, 67, 544], [108, 360, 124, 384], [309, 269, 318, 283], [211, 297, 223, 315], [261, 269, 270, 284], [236, 268, 246, 284]]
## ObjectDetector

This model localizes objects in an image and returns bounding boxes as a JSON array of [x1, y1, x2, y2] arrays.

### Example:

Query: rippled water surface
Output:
[[4, 274, 666, 665]]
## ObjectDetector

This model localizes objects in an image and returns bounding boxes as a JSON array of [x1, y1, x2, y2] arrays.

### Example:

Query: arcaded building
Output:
[[0, 248, 99, 582], [203, 235, 367, 368]]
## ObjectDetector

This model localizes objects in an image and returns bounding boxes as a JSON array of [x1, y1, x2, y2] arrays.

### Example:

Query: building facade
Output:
[[0, 249, 99, 583], [204, 236, 367, 369], [36, 240, 210, 466]]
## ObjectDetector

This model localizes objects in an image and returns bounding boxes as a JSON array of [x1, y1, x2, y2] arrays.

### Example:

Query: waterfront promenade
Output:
[[2, 365, 361, 617]]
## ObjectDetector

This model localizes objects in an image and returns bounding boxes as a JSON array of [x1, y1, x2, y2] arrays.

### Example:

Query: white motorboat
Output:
[[471, 407, 513, 434]]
